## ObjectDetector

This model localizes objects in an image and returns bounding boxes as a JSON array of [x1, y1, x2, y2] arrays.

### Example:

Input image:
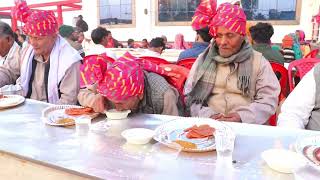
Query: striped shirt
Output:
[[281, 48, 295, 63]]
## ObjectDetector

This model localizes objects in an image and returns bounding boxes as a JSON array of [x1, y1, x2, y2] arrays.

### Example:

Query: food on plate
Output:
[[184, 124, 215, 139], [303, 145, 320, 165], [174, 140, 197, 149], [65, 107, 93, 116], [56, 118, 75, 125]]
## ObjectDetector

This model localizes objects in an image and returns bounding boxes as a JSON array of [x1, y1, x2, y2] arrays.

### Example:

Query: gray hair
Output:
[[0, 21, 14, 38]]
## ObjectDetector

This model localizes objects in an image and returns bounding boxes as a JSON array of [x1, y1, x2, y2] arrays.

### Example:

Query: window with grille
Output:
[[157, 0, 201, 24], [99, 0, 134, 26], [241, 0, 299, 21]]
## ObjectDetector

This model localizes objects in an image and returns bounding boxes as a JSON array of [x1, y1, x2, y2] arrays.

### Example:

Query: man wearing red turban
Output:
[[0, 0, 82, 104], [78, 52, 183, 115], [178, 0, 215, 61], [185, 3, 280, 124]]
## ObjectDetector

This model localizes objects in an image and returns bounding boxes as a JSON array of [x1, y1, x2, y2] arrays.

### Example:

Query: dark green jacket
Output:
[[253, 43, 285, 65]]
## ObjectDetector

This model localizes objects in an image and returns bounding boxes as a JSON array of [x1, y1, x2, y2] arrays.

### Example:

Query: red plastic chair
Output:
[[160, 64, 190, 94], [288, 58, 320, 92], [140, 56, 171, 65], [159, 64, 190, 96], [269, 62, 289, 126], [304, 48, 319, 58], [160, 64, 190, 115], [176, 58, 196, 70], [270, 62, 289, 99]]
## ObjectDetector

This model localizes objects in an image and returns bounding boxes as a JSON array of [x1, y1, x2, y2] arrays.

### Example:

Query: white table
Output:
[[0, 99, 319, 179]]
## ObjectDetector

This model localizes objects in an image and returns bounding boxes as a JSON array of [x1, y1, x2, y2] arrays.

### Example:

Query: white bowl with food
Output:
[[105, 109, 131, 120], [121, 128, 155, 145], [261, 149, 306, 173]]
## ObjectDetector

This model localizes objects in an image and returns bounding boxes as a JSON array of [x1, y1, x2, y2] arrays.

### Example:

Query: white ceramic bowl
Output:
[[105, 109, 131, 120], [261, 149, 306, 173], [121, 128, 155, 145]]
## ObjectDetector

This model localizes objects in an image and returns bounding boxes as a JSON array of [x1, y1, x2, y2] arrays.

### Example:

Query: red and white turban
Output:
[[98, 54, 145, 101], [191, 0, 217, 31], [81, 52, 170, 102], [12, 0, 58, 36], [209, 3, 247, 37]]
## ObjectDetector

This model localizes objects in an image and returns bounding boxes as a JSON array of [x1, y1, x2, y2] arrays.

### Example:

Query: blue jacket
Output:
[[178, 42, 209, 60]]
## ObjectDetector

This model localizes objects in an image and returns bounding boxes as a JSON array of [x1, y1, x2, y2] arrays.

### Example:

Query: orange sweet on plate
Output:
[[184, 124, 215, 139], [65, 107, 93, 116]]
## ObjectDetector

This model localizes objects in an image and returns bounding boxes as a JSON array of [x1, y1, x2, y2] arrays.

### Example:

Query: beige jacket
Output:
[[191, 51, 280, 124]]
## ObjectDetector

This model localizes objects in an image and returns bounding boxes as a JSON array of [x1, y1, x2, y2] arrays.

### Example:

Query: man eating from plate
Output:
[[185, 2, 280, 124], [78, 52, 183, 115], [0, 0, 82, 104]]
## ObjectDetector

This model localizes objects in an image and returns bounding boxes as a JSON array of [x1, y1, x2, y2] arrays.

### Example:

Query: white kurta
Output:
[[277, 68, 316, 129]]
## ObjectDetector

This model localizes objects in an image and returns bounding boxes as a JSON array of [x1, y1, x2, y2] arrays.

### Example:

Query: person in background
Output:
[[173, 33, 187, 50], [78, 53, 183, 115], [295, 30, 311, 56], [179, 0, 215, 62], [178, 27, 211, 61], [245, 21, 254, 44], [141, 38, 149, 49], [281, 35, 295, 63], [0, 21, 20, 66], [105, 30, 123, 48], [0, 0, 82, 104], [127, 38, 135, 48], [185, 2, 280, 124], [87, 27, 117, 59], [143, 37, 166, 57], [76, 15, 88, 32], [249, 22, 284, 65], [289, 33, 303, 60], [277, 64, 320, 131], [271, 44, 282, 52], [161, 35, 172, 49], [18, 34, 28, 49], [59, 25, 85, 57]]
